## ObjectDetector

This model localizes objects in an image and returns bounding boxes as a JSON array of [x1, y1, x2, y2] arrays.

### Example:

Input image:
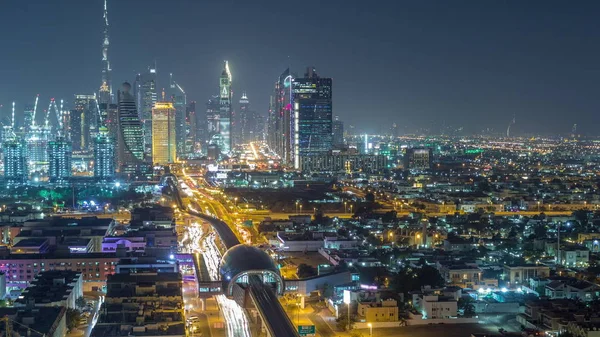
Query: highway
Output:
[[166, 175, 299, 337]]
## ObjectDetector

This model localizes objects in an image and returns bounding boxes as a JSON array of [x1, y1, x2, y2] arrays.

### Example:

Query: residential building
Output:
[[47, 137, 72, 183], [14, 270, 83, 309], [135, 66, 157, 155], [357, 298, 399, 322], [412, 292, 457, 319], [504, 264, 550, 285], [4, 139, 28, 183], [404, 148, 432, 170], [93, 126, 115, 180], [0, 307, 67, 337]]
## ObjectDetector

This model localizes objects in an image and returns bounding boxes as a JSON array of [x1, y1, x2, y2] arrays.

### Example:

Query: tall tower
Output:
[[99, 0, 112, 104], [135, 66, 157, 155], [48, 137, 72, 183], [218, 61, 232, 154], [292, 67, 333, 169], [117, 82, 145, 173], [94, 126, 115, 180], [152, 100, 176, 165], [170, 74, 187, 158]]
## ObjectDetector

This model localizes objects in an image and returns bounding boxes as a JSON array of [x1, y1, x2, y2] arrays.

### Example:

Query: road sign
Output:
[[298, 325, 316, 336]]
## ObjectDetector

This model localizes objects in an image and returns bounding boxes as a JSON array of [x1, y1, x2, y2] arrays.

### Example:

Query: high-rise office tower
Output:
[[70, 94, 96, 151], [237, 93, 250, 144], [94, 126, 115, 180], [218, 61, 232, 154], [332, 116, 344, 148], [4, 139, 28, 184], [292, 67, 333, 168], [206, 95, 220, 144], [271, 68, 294, 163], [170, 75, 187, 158], [99, 0, 112, 104], [117, 82, 145, 173], [151, 100, 176, 165], [48, 136, 72, 183], [135, 66, 157, 155], [185, 101, 197, 154]]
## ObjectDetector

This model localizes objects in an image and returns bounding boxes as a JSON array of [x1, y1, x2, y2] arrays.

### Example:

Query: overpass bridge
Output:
[[163, 174, 300, 337]]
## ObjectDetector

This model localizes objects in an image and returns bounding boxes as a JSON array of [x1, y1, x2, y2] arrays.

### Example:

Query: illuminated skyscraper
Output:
[[404, 148, 432, 170], [99, 0, 112, 104], [185, 101, 197, 154], [270, 68, 294, 163], [135, 66, 157, 155], [48, 136, 72, 183], [4, 139, 28, 184], [94, 126, 115, 180], [206, 95, 220, 144], [70, 94, 97, 151], [151, 100, 176, 165], [292, 67, 333, 168], [117, 82, 145, 173], [218, 61, 232, 153], [170, 75, 187, 158]]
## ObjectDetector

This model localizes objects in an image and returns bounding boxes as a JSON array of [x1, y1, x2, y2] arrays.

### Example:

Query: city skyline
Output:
[[1, 0, 600, 135]]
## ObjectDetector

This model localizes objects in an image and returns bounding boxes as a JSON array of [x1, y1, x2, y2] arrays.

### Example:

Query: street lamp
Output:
[[299, 204, 303, 213], [295, 201, 299, 214], [344, 201, 348, 213], [368, 323, 373, 337]]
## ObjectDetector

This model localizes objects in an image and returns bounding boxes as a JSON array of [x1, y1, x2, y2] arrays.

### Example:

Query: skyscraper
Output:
[[170, 75, 186, 158], [26, 126, 50, 175], [270, 68, 294, 163], [48, 137, 72, 183], [206, 95, 220, 144], [151, 100, 176, 165], [292, 67, 333, 168], [94, 126, 115, 180], [99, 0, 112, 105], [237, 92, 251, 144], [70, 94, 96, 151], [218, 61, 232, 154], [4, 139, 28, 184], [117, 82, 145, 173], [332, 116, 344, 149], [135, 66, 157, 155], [185, 101, 197, 154]]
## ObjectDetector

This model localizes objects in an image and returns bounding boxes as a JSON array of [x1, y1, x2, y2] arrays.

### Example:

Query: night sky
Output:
[[1, 0, 599, 135]]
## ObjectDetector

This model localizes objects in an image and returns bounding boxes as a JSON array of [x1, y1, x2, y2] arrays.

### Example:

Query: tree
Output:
[[458, 296, 476, 317], [336, 311, 355, 331], [75, 296, 87, 309], [66, 308, 82, 330], [365, 192, 375, 203]]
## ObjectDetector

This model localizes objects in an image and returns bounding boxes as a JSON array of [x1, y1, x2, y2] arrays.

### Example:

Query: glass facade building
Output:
[[292, 67, 333, 169], [4, 139, 28, 184], [117, 83, 145, 173]]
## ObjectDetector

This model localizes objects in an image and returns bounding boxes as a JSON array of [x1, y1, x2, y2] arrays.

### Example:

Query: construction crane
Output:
[[1, 315, 46, 337], [32, 94, 39, 128], [11, 102, 15, 130]]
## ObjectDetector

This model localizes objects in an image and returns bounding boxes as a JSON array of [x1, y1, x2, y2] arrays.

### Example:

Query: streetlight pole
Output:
[[368, 323, 373, 337]]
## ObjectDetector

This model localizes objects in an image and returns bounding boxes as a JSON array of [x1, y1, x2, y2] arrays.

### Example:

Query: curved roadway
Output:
[[166, 176, 299, 337]]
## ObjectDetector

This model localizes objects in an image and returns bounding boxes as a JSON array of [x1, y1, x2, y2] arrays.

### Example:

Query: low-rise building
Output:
[[545, 279, 600, 301], [412, 292, 457, 319], [503, 264, 550, 285], [14, 270, 83, 309], [437, 263, 482, 288], [357, 298, 398, 322], [0, 306, 67, 337]]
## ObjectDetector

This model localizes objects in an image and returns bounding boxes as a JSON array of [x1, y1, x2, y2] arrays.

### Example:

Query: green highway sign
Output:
[[298, 325, 316, 336]]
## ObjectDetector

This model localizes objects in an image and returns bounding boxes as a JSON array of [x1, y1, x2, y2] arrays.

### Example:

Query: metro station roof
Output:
[[220, 244, 279, 281]]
